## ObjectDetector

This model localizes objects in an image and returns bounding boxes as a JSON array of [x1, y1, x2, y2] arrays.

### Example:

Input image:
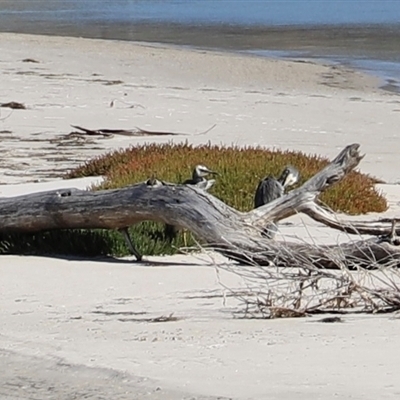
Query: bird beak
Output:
[[206, 168, 219, 176]]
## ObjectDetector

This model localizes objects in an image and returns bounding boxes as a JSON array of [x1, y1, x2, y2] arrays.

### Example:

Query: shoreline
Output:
[[1, 21, 400, 90], [0, 32, 385, 92]]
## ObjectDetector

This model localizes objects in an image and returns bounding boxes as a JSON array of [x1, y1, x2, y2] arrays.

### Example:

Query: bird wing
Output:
[[184, 178, 215, 191], [254, 177, 284, 208], [201, 179, 215, 191]]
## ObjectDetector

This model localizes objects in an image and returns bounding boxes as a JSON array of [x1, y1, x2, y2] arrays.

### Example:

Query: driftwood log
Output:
[[1, 144, 400, 269]]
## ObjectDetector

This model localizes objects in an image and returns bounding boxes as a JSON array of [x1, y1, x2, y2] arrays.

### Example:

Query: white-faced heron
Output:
[[254, 165, 300, 238]]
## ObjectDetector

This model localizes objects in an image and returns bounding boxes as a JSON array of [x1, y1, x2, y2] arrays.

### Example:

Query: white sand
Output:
[[1, 33, 400, 184], [2, 255, 400, 399], [1, 33, 400, 399]]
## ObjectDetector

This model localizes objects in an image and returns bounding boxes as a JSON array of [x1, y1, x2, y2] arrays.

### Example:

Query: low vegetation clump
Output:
[[69, 142, 386, 213], [0, 142, 387, 257]]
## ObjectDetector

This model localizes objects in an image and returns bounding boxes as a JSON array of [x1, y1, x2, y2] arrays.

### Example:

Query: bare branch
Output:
[[0, 144, 399, 270]]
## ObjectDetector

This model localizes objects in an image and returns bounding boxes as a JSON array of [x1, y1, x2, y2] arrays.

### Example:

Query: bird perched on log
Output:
[[164, 164, 219, 243], [182, 164, 219, 190], [254, 165, 300, 238]]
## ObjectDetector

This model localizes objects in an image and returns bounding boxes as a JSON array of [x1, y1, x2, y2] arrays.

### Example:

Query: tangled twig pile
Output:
[[214, 236, 400, 318]]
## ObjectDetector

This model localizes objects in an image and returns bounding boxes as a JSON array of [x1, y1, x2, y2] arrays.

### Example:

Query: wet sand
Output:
[[2, 1, 400, 88]]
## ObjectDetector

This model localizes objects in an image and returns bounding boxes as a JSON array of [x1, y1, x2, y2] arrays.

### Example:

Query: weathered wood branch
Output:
[[1, 143, 399, 269], [68, 124, 216, 138], [70, 125, 186, 138], [247, 143, 364, 227]]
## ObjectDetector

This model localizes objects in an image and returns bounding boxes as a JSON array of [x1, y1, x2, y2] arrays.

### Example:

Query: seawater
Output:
[[1, 0, 399, 89], [1, 0, 400, 26]]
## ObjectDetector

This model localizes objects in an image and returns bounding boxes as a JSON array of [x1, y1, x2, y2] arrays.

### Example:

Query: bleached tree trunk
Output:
[[1, 144, 399, 269]]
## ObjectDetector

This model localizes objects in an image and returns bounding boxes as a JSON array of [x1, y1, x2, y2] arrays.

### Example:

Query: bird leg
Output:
[[119, 228, 142, 261], [388, 220, 400, 245]]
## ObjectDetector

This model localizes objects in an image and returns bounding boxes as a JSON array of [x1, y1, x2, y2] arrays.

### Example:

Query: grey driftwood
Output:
[[1, 144, 400, 269]]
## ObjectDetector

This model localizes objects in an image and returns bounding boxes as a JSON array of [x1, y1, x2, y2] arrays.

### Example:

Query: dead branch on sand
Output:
[[213, 235, 400, 318], [1, 143, 399, 267], [1, 143, 400, 315], [67, 124, 216, 139]]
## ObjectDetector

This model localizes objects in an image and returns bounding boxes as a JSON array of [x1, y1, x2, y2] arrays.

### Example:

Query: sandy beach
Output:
[[1, 33, 400, 184], [1, 33, 400, 399]]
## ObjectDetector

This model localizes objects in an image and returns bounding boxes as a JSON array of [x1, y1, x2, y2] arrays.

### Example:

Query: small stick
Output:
[[119, 228, 142, 261], [390, 220, 396, 241]]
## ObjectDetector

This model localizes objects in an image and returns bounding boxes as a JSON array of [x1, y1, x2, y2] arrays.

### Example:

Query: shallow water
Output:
[[1, 0, 399, 89], [2, 0, 400, 26]]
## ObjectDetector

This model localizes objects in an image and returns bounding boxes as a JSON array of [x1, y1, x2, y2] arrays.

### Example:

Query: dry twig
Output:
[[68, 124, 216, 138], [213, 230, 400, 318]]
